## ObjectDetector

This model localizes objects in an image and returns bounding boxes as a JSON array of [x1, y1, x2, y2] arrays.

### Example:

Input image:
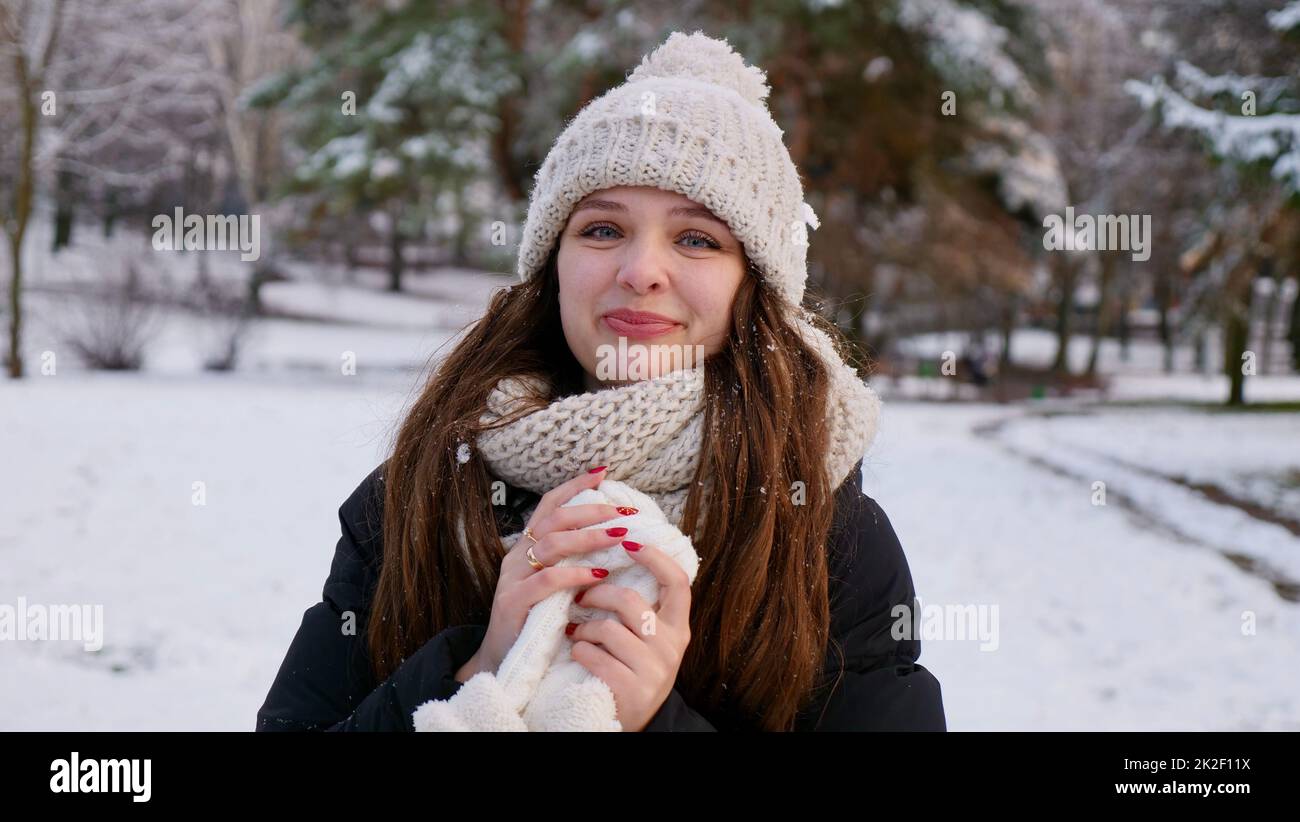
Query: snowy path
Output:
[[861, 400, 1300, 730]]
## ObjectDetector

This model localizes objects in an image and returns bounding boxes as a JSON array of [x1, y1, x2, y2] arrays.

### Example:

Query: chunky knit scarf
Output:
[[476, 312, 882, 543]]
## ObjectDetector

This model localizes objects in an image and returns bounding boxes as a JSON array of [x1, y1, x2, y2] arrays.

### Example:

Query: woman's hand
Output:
[[456, 466, 633, 682], [565, 540, 693, 732]]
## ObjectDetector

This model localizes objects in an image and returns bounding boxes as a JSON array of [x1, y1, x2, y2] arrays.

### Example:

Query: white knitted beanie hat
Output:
[[515, 29, 821, 309]]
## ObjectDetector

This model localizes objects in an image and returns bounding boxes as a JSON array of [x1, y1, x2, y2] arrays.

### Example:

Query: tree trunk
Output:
[[1223, 303, 1249, 406], [1222, 205, 1290, 399], [6, 77, 38, 379], [1258, 272, 1279, 376], [102, 188, 119, 237], [999, 295, 1016, 373], [1115, 283, 1132, 363], [1086, 251, 1117, 376], [452, 182, 470, 266], [388, 226, 405, 293], [1155, 265, 1174, 373], [1288, 275, 1300, 372], [52, 168, 75, 251], [6, 233, 23, 378], [1051, 255, 1076, 375], [0, 0, 65, 378], [491, 0, 530, 201], [52, 204, 74, 251], [196, 248, 212, 294], [1222, 258, 1258, 407], [245, 267, 264, 316], [343, 232, 359, 284]]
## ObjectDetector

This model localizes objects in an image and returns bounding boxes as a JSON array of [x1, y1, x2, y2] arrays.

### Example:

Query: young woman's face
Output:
[[556, 185, 747, 389]]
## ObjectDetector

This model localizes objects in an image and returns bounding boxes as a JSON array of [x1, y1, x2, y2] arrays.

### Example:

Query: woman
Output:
[[257, 30, 945, 732]]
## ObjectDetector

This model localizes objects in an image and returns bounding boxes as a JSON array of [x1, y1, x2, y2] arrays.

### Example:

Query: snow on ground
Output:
[[20, 288, 458, 377], [1103, 372, 1300, 403], [0, 371, 416, 730], [862, 401, 1300, 731], [260, 280, 470, 329], [4, 372, 1296, 730], [259, 272, 512, 330], [1001, 408, 1300, 521], [878, 370, 1300, 407]]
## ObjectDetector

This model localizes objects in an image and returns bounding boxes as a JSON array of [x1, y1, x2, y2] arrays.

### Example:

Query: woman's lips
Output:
[[603, 315, 680, 339]]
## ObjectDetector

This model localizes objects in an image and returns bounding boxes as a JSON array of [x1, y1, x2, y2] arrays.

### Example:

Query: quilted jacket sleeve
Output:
[[644, 461, 945, 732], [255, 465, 488, 731], [640, 687, 718, 731], [794, 462, 947, 731]]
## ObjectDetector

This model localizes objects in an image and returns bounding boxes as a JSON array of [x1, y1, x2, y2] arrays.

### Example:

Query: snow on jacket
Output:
[[255, 460, 947, 732]]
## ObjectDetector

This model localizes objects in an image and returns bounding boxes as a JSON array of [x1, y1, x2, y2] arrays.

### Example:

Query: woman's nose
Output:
[[615, 243, 671, 293]]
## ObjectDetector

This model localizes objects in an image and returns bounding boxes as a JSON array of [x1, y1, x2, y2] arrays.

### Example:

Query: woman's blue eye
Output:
[[679, 231, 721, 249], [581, 224, 620, 240]]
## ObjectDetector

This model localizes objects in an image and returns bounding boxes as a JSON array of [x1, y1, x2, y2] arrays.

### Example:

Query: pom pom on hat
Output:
[[627, 29, 771, 106]]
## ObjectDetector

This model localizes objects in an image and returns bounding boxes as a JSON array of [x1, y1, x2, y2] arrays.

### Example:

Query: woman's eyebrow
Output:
[[572, 198, 625, 215], [571, 198, 728, 228], [668, 205, 729, 227]]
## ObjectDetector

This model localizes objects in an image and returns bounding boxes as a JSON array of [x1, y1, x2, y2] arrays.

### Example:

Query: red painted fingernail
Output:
[[605, 527, 627, 537], [616, 506, 638, 515], [591, 568, 609, 578], [575, 590, 585, 604], [588, 466, 607, 474], [565, 622, 577, 635], [622, 540, 642, 551]]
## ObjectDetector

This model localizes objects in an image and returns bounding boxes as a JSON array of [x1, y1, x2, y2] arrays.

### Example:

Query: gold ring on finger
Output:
[[526, 544, 546, 571]]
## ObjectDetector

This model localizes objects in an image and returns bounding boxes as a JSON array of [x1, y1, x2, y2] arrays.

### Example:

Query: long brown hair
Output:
[[369, 245, 869, 730]]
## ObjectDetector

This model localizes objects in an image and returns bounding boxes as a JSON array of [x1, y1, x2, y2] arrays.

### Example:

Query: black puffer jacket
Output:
[[256, 461, 946, 731]]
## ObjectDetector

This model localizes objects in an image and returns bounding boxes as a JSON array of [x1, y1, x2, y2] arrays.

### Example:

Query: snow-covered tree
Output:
[[1125, 0, 1300, 401], [0, 0, 224, 378], [250, 0, 518, 291], [798, 0, 1058, 357]]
